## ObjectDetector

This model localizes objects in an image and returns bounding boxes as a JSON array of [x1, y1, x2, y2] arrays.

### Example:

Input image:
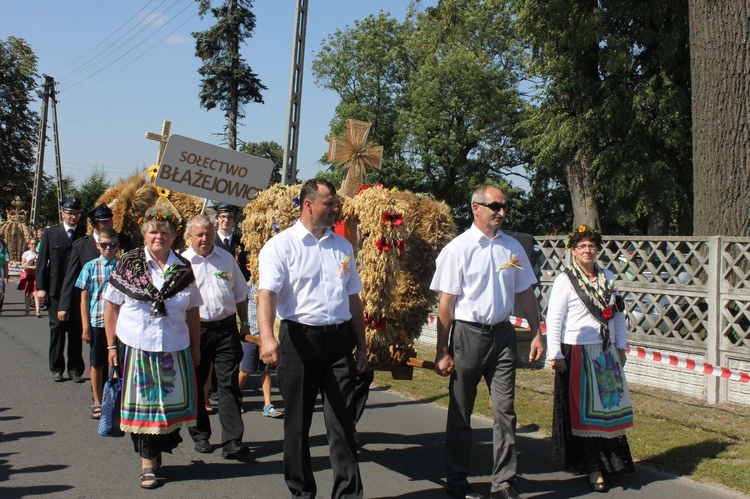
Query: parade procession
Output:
[[3, 1, 750, 498]]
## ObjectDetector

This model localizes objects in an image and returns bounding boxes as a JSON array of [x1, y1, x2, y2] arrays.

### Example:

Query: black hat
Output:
[[88, 203, 113, 222], [61, 197, 81, 211], [215, 203, 238, 214]]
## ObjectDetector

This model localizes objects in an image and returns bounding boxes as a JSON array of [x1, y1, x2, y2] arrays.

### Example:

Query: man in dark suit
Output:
[[213, 203, 249, 281], [36, 198, 87, 382], [57, 203, 134, 361]]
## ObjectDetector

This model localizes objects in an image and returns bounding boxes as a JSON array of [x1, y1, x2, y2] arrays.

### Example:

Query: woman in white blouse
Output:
[[104, 205, 202, 490], [546, 226, 634, 492]]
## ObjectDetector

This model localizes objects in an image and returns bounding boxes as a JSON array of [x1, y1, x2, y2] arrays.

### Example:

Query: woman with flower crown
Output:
[[546, 226, 634, 493], [103, 204, 203, 489]]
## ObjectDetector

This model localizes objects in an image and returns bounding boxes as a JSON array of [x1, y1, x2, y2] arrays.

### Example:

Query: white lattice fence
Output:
[[534, 235, 750, 405]]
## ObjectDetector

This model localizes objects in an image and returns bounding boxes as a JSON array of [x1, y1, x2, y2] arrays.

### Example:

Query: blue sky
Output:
[[1, 0, 436, 187]]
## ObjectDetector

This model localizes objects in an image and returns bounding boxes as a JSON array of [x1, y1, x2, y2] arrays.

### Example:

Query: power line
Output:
[[48, 0, 160, 76], [58, 0, 188, 87], [58, 8, 199, 102]]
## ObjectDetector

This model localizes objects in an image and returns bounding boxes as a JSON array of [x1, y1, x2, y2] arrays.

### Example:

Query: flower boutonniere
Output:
[[339, 255, 351, 278], [214, 270, 234, 282], [162, 264, 180, 278], [496, 254, 523, 272]]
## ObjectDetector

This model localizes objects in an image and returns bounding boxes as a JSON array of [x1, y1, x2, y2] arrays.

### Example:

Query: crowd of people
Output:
[[25, 182, 633, 497]]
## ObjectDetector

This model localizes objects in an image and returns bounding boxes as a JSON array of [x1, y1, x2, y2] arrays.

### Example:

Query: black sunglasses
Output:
[[475, 201, 508, 212], [98, 242, 119, 249]]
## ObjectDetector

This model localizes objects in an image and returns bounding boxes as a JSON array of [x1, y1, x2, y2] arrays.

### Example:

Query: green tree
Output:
[[72, 165, 111, 213], [38, 173, 75, 227], [0, 36, 39, 214], [313, 12, 415, 189], [313, 1, 527, 228], [514, 0, 692, 234], [402, 0, 527, 227], [239, 140, 286, 185], [193, 0, 267, 150]]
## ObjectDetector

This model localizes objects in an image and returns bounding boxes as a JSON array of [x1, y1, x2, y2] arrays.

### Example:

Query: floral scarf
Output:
[[109, 246, 195, 318], [563, 262, 618, 351]]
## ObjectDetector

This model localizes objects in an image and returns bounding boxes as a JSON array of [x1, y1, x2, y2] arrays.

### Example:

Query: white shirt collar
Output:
[[292, 219, 333, 241], [469, 223, 502, 242], [144, 248, 183, 268]]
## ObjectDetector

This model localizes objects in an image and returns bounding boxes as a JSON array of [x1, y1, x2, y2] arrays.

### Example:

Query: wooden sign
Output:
[[155, 135, 274, 206]]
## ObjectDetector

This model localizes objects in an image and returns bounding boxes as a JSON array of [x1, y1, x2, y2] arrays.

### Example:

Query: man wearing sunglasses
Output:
[[56, 203, 134, 382], [430, 185, 545, 499]]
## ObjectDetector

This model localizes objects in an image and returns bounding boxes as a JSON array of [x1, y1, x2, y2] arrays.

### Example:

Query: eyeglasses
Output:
[[98, 242, 119, 249], [217, 215, 235, 221], [474, 201, 508, 212], [575, 244, 599, 251], [63, 210, 81, 216]]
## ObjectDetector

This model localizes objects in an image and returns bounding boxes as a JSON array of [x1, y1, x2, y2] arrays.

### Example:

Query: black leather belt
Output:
[[201, 314, 236, 327], [456, 318, 510, 332], [284, 320, 349, 333]]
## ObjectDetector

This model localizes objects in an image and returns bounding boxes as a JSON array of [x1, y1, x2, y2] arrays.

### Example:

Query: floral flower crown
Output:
[[138, 208, 183, 232], [566, 225, 601, 249]]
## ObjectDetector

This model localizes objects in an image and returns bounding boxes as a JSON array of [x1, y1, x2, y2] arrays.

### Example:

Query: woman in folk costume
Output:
[[546, 226, 634, 493], [104, 204, 202, 489]]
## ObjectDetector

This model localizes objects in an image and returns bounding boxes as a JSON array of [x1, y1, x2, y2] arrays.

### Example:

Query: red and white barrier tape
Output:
[[625, 345, 750, 383], [424, 314, 750, 383]]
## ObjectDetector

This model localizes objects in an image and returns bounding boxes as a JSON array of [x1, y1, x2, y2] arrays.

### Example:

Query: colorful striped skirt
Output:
[[551, 343, 635, 475], [120, 346, 197, 435]]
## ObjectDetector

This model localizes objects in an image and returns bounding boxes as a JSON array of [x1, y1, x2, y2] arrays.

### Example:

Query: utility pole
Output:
[[50, 80, 64, 223], [281, 0, 308, 185], [30, 75, 65, 225], [30, 76, 52, 226]]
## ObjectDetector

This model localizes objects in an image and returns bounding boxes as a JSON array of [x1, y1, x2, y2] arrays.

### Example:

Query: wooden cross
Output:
[[327, 119, 383, 198], [145, 120, 172, 166]]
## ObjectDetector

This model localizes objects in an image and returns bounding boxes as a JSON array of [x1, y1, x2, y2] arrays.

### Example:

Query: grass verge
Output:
[[373, 342, 750, 495]]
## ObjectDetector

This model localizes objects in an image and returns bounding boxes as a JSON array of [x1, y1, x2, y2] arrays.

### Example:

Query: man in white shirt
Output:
[[258, 179, 368, 499], [430, 186, 545, 499], [183, 214, 251, 460]]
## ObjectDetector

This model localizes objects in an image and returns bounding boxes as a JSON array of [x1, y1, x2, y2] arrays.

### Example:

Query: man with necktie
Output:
[[36, 198, 88, 382], [213, 203, 250, 282]]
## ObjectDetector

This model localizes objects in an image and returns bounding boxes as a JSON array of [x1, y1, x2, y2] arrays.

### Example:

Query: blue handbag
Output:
[[98, 365, 123, 437]]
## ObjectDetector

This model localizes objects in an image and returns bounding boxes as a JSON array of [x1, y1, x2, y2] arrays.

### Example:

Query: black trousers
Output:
[[48, 295, 84, 376], [278, 320, 362, 499], [188, 316, 244, 445]]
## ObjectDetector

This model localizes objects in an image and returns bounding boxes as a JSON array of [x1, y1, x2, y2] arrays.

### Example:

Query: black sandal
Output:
[[140, 467, 158, 489]]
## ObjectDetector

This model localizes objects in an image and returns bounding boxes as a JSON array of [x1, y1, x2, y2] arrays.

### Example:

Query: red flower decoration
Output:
[[371, 317, 387, 330], [356, 184, 373, 194], [381, 211, 404, 227], [375, 238, 391, 252], [601, 307, 613, 320], [395, 239, 406, 252]]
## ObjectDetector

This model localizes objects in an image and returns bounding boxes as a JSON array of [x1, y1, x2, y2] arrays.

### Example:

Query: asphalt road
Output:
[[0, 284, 746, 498]]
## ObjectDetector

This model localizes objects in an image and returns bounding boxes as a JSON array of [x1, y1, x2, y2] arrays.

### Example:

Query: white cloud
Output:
[[166, 33, 192, 45], [143, 12, 166, 26]]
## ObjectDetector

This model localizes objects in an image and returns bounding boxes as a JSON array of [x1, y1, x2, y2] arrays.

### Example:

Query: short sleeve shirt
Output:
[[103, 249, 203, 352], [75, 256, 118, 328], [259, 221, 363, 326], [182, 244, 249, 322], [430, 224, 537, 325]]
